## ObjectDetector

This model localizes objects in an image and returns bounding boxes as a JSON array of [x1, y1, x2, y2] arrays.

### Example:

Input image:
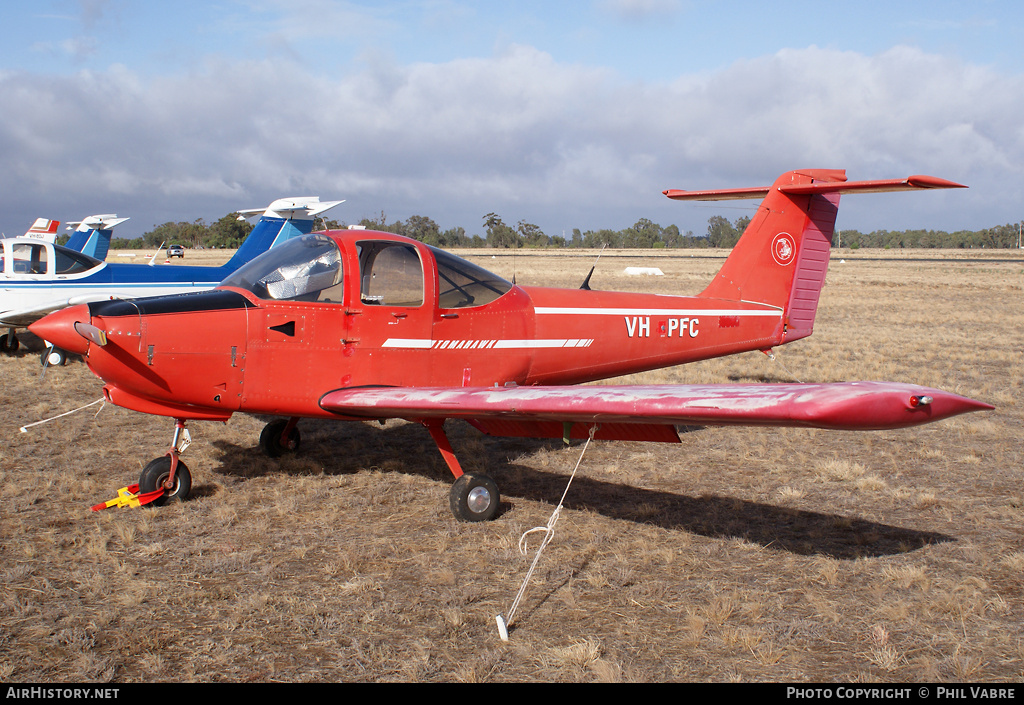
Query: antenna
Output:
[[579, 244, 607, 290]]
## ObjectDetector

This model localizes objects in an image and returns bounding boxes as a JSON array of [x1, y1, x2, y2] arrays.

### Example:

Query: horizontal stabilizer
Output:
[[663, 173, 966, 201], [66, 215, 129, 231], [320, 382, 992, 432], [237, 197, 344, 220]]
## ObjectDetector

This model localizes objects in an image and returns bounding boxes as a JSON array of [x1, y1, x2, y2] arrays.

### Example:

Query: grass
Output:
[[0, 247, 1022, 682]]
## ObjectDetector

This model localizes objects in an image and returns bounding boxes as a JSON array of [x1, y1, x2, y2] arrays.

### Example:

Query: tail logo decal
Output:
[[772, 232, 796, 266]]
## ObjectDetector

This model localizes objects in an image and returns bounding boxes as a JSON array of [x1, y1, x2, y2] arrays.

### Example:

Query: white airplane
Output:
[[1, 197, 342, 365]]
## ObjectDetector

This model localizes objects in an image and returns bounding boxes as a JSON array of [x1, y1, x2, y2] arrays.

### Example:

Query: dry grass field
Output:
[[1, 245, 1022, 682]]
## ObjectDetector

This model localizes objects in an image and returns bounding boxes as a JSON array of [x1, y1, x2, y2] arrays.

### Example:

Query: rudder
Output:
[[691, 170, 844, 343]]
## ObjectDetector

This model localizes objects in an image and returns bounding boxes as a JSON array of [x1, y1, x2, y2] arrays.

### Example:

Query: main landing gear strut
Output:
[[255, 417, 501, 522], [423, 419, 501, 522]]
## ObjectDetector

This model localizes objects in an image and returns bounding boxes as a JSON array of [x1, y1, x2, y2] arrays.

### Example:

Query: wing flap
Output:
[[320, 382, 992, 432], [466, 418, 681, 443]]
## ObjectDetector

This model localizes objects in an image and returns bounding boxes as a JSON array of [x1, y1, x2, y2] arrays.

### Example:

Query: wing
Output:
[[320, 382, 992, 442], [0, 294, 123, 327]]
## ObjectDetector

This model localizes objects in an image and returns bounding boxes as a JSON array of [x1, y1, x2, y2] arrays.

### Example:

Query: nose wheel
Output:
[[139, 456, 192, 505], [138, 418, 193, 506], [40, 345, 68, 367]]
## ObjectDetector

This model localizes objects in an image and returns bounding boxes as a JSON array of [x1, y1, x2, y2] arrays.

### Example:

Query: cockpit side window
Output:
[[55, 248, 101, 275], [430, 246, 512, 308], [9, 243, 50, 275], [220, 235, 344, 302], [357, 242, 423, 306]]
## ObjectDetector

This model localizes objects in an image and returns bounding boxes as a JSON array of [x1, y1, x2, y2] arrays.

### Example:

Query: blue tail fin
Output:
[[222, 197, 344, 271], [64, 215, 129, 260]]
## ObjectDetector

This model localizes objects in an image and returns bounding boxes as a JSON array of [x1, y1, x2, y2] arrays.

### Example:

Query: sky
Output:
[[1, 0, 1022, 241]]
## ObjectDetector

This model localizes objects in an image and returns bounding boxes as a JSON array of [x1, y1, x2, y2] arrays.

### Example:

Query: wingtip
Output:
[[907, 175, 968, 190]]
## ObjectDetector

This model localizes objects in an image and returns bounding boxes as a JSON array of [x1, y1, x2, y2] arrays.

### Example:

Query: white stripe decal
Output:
[[381, 338, 434, 349], [382, 338, 595, 349], [534, 307, 782, 316]]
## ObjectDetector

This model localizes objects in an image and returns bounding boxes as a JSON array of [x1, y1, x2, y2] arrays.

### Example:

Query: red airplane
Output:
[[30, 168, 992, 521]]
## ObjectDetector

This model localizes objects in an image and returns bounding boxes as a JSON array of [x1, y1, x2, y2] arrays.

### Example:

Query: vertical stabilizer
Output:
[[222, 197, 344, 272], [23, 219, 61, 242], [64, 215, 130, 260], [664, 169, 965, 344]]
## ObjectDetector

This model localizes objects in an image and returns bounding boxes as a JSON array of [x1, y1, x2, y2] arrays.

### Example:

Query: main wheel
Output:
[[139, 456, 192, 506], [40, 346, 67, 367], [260, 419, 300, 458], [0, 333, 19, 354], [449, 473, 500, 522]]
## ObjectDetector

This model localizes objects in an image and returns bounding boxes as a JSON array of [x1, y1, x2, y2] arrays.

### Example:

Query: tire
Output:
[[260, 419, 300, 458], [40, 347, 67, 367], [0, 333, 19, 354], [139, 456, 192, 506], [449, 473, 500, 522]]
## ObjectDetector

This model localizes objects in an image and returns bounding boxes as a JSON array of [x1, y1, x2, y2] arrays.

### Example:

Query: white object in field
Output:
[[624, 266, 663, 276]]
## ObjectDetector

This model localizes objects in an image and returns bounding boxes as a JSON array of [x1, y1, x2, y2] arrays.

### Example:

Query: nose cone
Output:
[[29, 304, 94, 355]]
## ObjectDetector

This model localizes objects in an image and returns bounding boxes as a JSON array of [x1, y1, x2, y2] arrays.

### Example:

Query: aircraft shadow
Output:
[[209, 418, 952, 560]]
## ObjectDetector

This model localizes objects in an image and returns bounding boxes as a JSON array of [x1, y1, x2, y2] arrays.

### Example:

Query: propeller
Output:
[[74, 321, 108, 347]]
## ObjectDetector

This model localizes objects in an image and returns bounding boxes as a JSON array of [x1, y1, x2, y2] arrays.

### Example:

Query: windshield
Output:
[[221, 235, 343, 302]]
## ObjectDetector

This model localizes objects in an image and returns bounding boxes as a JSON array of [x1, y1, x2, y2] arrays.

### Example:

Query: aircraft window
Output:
[[357, 242, 423, 306], [430, 246, 512, 308], [220, 235, 343, 302], [55, 248, 101, 275], [9, 243, 49, 275]]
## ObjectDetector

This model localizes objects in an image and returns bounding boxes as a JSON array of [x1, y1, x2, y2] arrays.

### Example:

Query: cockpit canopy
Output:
[[222, 234, 343, 302], [1, 240, 102, 277], [220, 233, 513, 309]]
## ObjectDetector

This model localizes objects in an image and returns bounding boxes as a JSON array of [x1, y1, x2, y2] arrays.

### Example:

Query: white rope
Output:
[[19, 398, 105, 433], [762, 348, 803, 384], [496, 426, 596, 641]]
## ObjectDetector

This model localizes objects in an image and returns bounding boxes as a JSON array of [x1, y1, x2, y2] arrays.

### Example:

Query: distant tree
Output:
[[144, 221, 191, 248], [438, 226, 468, 247], [582, 228, 621, 248], [484, 213, 520, 248], [517, 220, 548, 247], [403, 215, 441, 245], [360, 211, 390, 231], [706, 215, 739, 248], [623, 218, 660, 248], [206, 213, 252, 249], [319, 218, 345, 231]]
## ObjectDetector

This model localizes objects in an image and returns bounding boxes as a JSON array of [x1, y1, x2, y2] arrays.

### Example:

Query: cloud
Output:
[[0, 44, 1021, 236], [598, 0, 683, 22]]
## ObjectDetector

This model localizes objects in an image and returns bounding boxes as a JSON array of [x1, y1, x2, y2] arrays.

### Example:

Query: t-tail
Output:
[[664, 169, 965, 344], [64, 215, 130, 260], [222, 197, 345, 273]]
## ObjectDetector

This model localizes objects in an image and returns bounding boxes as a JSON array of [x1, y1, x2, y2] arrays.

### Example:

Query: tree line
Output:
[[67, 210, 1022, 251]]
